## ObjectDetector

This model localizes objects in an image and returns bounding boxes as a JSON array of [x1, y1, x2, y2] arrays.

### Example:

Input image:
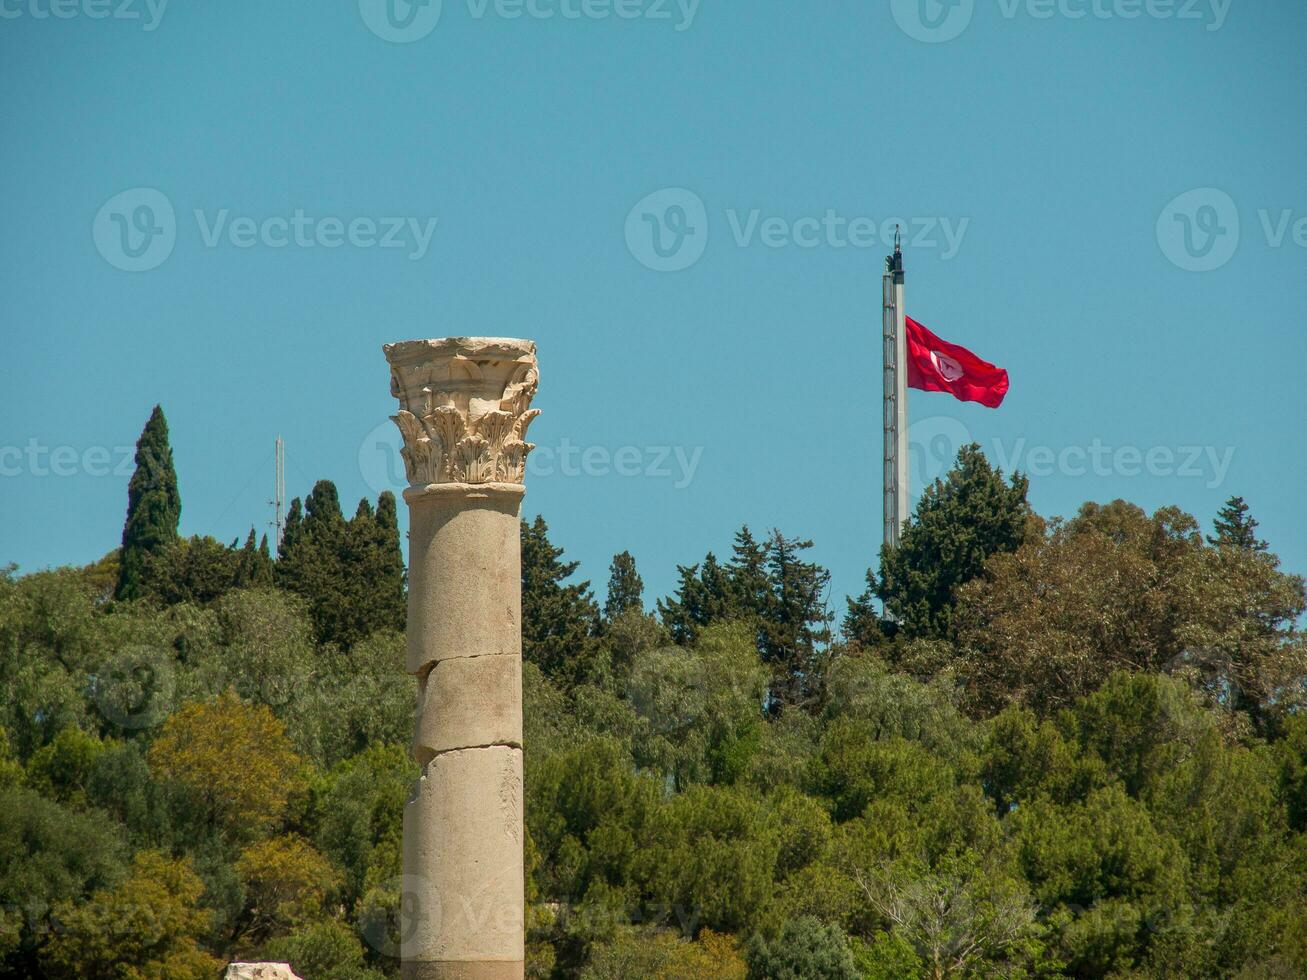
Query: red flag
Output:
[[905, 316, 1009, 409]]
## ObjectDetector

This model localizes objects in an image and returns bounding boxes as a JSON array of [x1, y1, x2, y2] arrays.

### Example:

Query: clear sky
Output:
[[2, 0, 1305, 613]]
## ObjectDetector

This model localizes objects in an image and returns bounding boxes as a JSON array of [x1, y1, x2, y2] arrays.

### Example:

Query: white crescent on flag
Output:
[[930, 349, 964, 382]]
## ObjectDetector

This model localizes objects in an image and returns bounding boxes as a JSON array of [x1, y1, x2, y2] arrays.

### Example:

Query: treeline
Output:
[[0, 407, 1305, 978]]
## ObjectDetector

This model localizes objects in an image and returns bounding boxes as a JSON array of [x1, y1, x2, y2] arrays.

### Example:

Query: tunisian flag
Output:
[[905, 316, 1009, 409]]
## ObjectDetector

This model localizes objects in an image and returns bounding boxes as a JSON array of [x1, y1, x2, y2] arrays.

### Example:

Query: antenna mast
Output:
[[271, 435, 285, 549]]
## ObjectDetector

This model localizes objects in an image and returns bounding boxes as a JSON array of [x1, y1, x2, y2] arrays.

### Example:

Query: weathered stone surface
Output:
[[402, 746, 525, 964], [385, 337, 539, 490], [414, 653, 522, 765], [384, 338, 534, 976], [404, 487, 522, 674], [402, 961, 525, 980], [224, 965, 303, 980]]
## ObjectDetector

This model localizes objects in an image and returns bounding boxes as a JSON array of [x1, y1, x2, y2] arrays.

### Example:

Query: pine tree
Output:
[[603, 551, 645, 622], [761, 530, 832, 709], [1208, 495, 1268, 552], [116, 405, 181, 601], [521, 516, 598, 679], [657, 553, 736, 645], [858, 443, 1030, 641]]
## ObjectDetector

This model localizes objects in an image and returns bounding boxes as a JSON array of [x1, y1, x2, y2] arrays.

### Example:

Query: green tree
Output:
[[116, 405, 181, 601], [41, 851, 221, 980], [235, 834, 340, 941], [265, 920, 386, 980], [0, 787, 127, 970], [745, 916, 860, 980], [603, 551, 644, 622], [147, 691, 304, 841], [277, 482, 404, 648], [760, 531, 832, 710], [852, 444, 1030, 641], [521, 515, 598, 680], [658, 527, 832, 709], [234, 528, 275, 589], [139, 534, 241, 606], [1209, 494, 1267, 551]]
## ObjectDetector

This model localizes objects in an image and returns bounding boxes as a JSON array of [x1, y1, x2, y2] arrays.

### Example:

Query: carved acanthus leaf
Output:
[[385, 339, 540, 488]]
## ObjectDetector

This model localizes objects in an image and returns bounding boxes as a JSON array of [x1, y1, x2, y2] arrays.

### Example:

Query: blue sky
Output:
[[2, 0, 1305, 612]]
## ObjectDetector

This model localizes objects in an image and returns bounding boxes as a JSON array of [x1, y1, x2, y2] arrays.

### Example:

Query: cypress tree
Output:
[[279, 498, 303, 560], [116, 405, 181, 601], [603, 551, 645, 622], [276, 483, 404, 647], [234, 528, 273, 588]]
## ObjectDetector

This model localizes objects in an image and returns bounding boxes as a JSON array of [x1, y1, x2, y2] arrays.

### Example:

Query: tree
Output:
[[1209, 495, 1267, 552], [147, 691, 304, 840], [139, 535, 241, 605], [759, 531, 832, 710], [116, 405, 181, 601], [953, 501, 1305, 720], [657, 553, 736, 646], [41, 850, 221, 980], [521, 516, 598, 680], [850, 856, 1040, 980], [854, 444, 1030, 641], [234, 528, 275, 589], [277, 482, 404, 648], [745, 916, 860, 980], [0, 787, 127, 970], [603, 551, 644, 622], [235, 834, 340, 941], [265, 920, 386, 980], [657, 527, 832, 709]]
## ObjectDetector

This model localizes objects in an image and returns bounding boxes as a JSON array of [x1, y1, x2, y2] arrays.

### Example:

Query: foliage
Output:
[[264, 919, 387, 980], [41, 850, 221, 980], [849, 443, 1030, 642], [147, 690, 305, 841], [603, 550, 645, 622], [659, 526, 833, 710], [744, 916, 861, 980], [276, 482, 405, 648], [522, 515, 599, 680], [236, 834, 340, 940], [3, 432, 1307, 979], [116, 405, 181, 601], [954, 500, 1306, 723]]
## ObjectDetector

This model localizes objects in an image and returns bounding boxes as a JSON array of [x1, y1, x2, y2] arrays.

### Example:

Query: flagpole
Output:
[[882, 231, 908, 550]]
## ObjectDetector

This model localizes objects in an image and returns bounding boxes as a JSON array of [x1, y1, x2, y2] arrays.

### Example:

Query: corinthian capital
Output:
[[383, 337, 540, 492]]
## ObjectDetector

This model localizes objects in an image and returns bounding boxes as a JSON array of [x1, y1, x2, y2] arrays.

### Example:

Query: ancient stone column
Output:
[[383, 337, 539, 980]]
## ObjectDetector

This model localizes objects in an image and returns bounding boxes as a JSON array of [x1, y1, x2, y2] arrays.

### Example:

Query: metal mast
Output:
[[882, 231, 908, 548], [271, 435, 285, 549]]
